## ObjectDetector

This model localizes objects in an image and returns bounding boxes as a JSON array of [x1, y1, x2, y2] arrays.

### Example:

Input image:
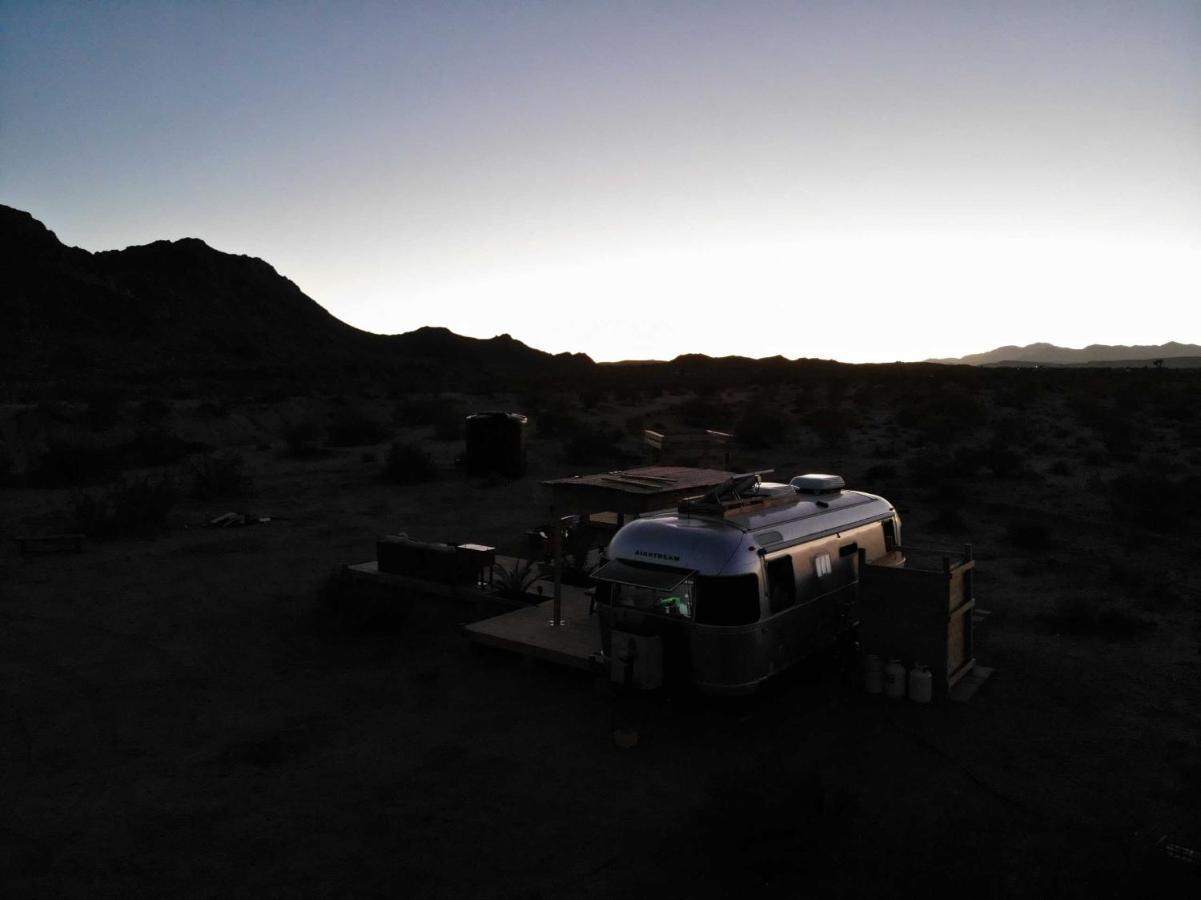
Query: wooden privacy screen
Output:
[[857, 546, 975, 697]]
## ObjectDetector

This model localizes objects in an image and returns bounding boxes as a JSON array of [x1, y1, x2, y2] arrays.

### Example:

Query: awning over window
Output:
[[591, 559, 695, 592]]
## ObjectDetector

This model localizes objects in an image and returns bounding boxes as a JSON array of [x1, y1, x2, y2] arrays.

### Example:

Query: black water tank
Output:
[[464, 412, 527, 477]]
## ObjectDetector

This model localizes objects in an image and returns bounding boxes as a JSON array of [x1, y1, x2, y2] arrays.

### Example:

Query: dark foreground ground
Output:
[[2, 377, 1200, 897]]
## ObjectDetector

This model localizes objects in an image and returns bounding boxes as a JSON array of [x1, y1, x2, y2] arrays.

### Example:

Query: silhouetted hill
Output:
[[1, 205, 591, 395], [929, 342, 1201, 367]]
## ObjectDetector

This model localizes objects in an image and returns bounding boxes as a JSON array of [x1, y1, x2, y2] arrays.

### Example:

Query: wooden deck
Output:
[[347, 556, 602, 670], [463, 589, 601, 671]]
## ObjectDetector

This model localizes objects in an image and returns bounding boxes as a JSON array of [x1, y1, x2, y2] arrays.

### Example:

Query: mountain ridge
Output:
[[929, 342, 1201, 367], [1, 204, 592, 392]]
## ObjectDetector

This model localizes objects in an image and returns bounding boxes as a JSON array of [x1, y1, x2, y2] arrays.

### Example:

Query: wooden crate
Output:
[[857, 546, 975, 697]]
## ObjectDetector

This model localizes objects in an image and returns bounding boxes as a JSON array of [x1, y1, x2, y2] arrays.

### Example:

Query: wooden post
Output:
[[551, 506, 563, 627]]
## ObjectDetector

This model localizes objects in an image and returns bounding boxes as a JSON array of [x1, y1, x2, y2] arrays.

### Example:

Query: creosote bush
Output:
[[326, 407, 390, 447], [1041, 595, 1153, 640], [71, 475, 178, 536], [561, 425, 628, 465], [30, 437, 124, 487], [430, 407, 465, 441], [283, 420, 324, 457], [737, 402, 789, 449], [1005, 519, 1051, 550], [122, 428, 199, 466], [189, 453, 252, 499], [381, 441, 437, 483]]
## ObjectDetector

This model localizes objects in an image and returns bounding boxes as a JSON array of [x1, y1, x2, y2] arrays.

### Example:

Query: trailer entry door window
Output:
[[613, 580, 694, 620], [694, 575, 761, 626], [766, 556, 796, 614]]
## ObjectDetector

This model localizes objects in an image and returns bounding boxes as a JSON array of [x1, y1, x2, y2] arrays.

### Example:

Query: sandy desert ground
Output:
[[2, 376, 1199, 897]]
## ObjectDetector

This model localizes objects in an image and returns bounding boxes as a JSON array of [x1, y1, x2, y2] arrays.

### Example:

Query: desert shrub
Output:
[[122, 428, 198, 466], [562, 425, 628, 465], [980, 443, 1025, 478], [678, 393, 731, 429], [946, 444, 984, 477], [896, 384, 985, 443], [904, 447, 956, 485], [327, 406, 390, 447], [737, 402, 790, 450], [1041, 596, 1153, 640], [71, 475, 178, 536], [863, 463, 897, 482], [0, 443, 12, 486], [30, 437, 124, 487], [1107, 471, 1201, 531], [1098, 424, 1138, 462], [381, 441, 437, 483], [137, 395, 172, 423], [189, 453, 252, 499], [806, 405, 852, 447], [196, 400, 230, 418], [1107, 562, 1184, 611], [534, 405, 583, 439], [394, 395, 452, 427], [869, 441, 896, 459], [1005, 519, 1051, 550], [81, 389, 124, 430], [928, 507, 967, 532], [283, 420, 324, 457], [578, 387, 607, 409], [430, 407, 465, 441], [1048, 459, 1073, 477], [990, 411, 1033, 445]]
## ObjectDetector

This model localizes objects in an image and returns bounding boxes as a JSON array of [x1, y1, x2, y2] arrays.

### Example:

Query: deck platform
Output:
[[463, 589, 601, 670]]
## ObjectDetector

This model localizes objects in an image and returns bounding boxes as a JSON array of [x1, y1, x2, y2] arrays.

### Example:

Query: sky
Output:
[[2, 1, 1199, 363]]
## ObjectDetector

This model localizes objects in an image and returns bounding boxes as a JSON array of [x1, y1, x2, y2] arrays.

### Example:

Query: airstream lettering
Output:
[[592, 473, 902, 694]]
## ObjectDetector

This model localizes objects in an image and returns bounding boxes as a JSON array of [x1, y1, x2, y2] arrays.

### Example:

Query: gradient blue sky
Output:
[[3, 1, 1199, 362]]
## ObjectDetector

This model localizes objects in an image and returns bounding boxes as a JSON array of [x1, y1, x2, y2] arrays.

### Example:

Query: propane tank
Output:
[[862, 653, 883, 695], [908, 663, 933, 704], [883, 658, 907, 700]]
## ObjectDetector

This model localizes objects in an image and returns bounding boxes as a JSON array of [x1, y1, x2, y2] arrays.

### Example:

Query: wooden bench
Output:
[[15, 533, 86, 555]]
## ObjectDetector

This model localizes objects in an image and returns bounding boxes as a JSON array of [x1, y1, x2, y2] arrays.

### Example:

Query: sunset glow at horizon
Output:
[[3, 1, 1199, 363]]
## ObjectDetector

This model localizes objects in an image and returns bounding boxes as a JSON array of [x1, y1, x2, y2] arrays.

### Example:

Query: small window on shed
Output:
[[815, 554, 832, 577], [766, 556, 796, 614]]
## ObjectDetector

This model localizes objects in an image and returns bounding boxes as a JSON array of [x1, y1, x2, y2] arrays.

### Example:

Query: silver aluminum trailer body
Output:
[[592, 478, 901, 694]]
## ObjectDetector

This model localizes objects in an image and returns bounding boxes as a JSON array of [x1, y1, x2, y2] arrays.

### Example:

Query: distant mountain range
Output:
[[928, 342, 1201, 368], [1, 204, 590, 392], [5, 203, 1197, 397]]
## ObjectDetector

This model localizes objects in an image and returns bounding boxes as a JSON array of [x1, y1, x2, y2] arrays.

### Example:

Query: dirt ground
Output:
[[2, 384, 1200, 897]]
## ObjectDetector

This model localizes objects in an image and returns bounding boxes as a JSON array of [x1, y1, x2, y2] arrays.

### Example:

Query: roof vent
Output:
[[790, 473, 845, 495]]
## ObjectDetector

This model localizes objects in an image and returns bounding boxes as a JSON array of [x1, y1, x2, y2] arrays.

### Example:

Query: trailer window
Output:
[[612, 580, 693, 620], [694, 575, 761, 626], [766, 556, 796, 614], [882, 519, 897, 552]]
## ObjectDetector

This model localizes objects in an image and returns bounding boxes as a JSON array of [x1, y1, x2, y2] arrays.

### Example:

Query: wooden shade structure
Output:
[[540, 466, 735, 626]]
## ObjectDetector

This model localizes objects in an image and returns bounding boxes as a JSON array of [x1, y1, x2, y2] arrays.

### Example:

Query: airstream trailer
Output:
[[591, 473, 902, 694]]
